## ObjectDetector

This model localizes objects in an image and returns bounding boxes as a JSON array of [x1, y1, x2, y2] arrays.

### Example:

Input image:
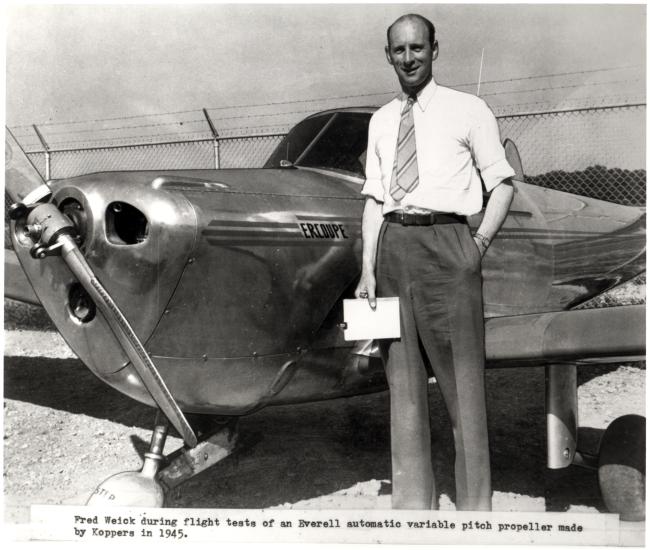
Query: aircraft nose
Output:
[[10, 175, 200, 379]]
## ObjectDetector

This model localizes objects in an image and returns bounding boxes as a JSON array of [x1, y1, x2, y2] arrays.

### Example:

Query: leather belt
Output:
[[384, 211, 467, 226]]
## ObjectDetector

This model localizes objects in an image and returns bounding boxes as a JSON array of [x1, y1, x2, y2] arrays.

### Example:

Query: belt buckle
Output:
[[399, 212, 407, 226]]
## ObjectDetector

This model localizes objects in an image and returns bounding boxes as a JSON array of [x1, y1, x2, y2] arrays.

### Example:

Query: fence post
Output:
[[202, 108, 220, 169], [32, 124, 51, 180]]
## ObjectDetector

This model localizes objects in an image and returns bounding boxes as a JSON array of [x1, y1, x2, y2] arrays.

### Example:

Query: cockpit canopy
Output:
[[264, 109, 374, 178]]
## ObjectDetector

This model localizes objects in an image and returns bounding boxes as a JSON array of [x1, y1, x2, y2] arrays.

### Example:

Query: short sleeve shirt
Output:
[[361, 78, 515, 216]]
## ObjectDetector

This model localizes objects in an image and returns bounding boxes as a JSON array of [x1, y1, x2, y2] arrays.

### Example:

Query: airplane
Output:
[[4, 106, 646, 519]]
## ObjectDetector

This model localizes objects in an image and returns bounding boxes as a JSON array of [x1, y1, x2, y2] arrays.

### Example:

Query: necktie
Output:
[[390, 95, 419, 201]]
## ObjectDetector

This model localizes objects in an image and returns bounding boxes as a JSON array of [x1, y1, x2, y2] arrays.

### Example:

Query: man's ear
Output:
[[385, 45, 394, 65], [431, 40, 439, 61]]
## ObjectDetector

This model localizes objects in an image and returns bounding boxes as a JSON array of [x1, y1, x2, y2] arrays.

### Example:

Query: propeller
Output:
[[11, 202, 197, 447], [6, 131, 197, 448]]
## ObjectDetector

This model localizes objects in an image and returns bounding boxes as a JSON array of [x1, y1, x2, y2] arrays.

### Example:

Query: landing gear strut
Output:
[[546, 364, 645, 520]]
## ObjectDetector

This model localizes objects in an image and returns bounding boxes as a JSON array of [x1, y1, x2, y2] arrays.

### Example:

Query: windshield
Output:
[[264, 112, 372, 178]]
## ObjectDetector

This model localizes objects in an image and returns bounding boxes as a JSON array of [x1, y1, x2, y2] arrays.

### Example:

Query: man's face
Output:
[[385, 18, 438, 93]]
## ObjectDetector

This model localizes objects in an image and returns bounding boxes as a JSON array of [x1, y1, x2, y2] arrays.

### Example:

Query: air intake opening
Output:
[[106, 202, 149, 245], [68, 283, 96, 324]]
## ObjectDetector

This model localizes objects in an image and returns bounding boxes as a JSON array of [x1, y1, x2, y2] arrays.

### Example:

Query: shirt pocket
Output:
[[421, 151, 474, 190]]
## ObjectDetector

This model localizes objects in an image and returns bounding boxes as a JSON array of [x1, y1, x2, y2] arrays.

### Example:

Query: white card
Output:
[[343, 297, 400, 341]]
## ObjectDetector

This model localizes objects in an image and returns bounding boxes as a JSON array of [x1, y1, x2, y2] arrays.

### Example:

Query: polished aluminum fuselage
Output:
[[11, 161, 644, 414]]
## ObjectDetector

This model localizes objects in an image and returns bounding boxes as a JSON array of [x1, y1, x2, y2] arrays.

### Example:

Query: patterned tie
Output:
[[390, 95, 419, 201]]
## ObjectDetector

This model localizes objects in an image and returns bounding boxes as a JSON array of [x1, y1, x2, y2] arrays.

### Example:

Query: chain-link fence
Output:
[[498, 104, 645, 205], [217, 134, 284, 169], [23, 135, 285, 175], [12, 102, 646, 206], [49, 139, 216, 175]]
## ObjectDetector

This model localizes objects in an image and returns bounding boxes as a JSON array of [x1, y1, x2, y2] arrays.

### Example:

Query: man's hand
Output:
[[473, 180, 514, 258], [355, 271, 377, 310], [356, 197, 384, 310], [473, 235, 489, 257]]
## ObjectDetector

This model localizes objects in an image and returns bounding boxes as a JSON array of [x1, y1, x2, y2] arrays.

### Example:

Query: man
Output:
[[355, 13, 515, 511]]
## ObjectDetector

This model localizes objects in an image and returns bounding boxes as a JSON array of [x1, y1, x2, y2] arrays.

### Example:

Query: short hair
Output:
[[386, 14, 436, 48]]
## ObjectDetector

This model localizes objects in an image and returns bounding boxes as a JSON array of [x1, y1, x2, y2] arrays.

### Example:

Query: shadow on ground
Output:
[[5, 352, 618, 511]]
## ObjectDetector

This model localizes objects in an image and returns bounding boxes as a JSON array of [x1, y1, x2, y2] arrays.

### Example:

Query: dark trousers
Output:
[[376, 220, 491, 511]]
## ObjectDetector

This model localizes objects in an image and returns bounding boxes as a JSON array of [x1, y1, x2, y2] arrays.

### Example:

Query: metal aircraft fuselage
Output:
[[9, 108, 646, 415]]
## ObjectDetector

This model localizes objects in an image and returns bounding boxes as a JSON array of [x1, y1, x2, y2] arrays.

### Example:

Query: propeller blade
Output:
[[5, 128, 47, 203], [54, 229, 197, 448]]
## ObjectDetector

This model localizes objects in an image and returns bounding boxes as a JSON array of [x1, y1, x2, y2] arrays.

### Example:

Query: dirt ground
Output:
[[3, 298, 645, 526]]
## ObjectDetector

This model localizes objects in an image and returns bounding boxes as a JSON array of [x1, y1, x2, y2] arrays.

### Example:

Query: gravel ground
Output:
[[3, 298, 645, 527]]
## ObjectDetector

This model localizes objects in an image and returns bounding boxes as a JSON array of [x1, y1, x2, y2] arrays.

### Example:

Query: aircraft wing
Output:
[[485, 304, 645, 367]]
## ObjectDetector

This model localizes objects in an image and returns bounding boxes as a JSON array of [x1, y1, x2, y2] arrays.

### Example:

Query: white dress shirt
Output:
[[361, 78, 515, 216]]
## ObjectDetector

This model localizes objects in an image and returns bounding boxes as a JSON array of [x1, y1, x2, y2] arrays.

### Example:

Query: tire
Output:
[[598, 414, 645, 521]]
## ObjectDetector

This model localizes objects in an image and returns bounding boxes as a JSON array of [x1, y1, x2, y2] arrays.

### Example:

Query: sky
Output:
[[5, 3, 646, 148]]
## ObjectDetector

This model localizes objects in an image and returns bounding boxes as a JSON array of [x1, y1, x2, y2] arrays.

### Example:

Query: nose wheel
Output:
[[87, 418, 168, 507], [597, 414, 645, 521], [87, 413, 239, 507]]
